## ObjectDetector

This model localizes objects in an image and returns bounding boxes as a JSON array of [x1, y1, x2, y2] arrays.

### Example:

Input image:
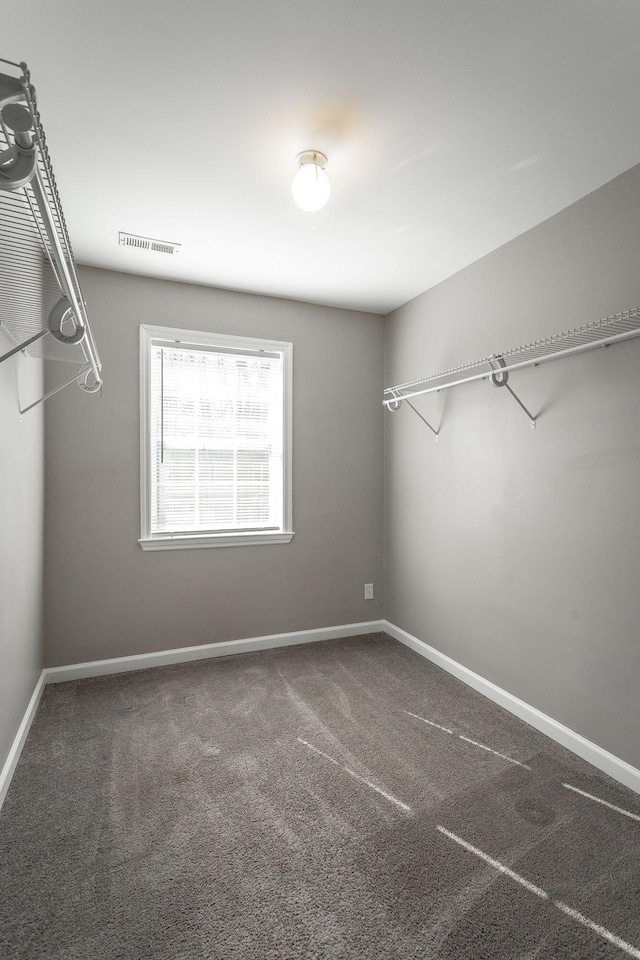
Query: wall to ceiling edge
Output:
[[384, 162, 640, 770]]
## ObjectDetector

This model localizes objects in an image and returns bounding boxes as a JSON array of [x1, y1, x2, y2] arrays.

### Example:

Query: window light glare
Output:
[[292, 150, 330, 212]]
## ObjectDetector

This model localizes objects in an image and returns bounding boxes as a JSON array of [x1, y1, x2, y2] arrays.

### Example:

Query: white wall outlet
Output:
[[364, 583, 374, 600]]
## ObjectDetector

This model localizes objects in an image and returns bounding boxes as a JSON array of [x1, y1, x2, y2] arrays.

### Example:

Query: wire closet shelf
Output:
[[0, 57, 102, 413], [383, 308, 640, 429]]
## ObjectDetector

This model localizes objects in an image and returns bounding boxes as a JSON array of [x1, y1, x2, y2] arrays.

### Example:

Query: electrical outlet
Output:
[[364, 583, 374, 600]]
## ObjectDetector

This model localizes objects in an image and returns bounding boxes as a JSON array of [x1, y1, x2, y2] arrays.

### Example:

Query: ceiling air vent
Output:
[[119, 232, 181, 255]]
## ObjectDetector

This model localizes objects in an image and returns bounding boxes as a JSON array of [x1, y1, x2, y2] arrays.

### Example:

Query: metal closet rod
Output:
[[21, 74, 101, 387], [383, 308, 640, 408], [0, 60, 102, 405]]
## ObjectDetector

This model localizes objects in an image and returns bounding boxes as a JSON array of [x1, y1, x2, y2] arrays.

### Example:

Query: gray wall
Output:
[[384, 163, 640, 769], [0, 335, 43, 773], [45, 268, 384, 666]]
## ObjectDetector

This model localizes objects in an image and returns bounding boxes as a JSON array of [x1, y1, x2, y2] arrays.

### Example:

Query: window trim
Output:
[[139, 324, 294, 551]]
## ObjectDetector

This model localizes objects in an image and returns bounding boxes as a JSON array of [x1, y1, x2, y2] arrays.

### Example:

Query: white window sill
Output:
[[139, 531, 295, 551]]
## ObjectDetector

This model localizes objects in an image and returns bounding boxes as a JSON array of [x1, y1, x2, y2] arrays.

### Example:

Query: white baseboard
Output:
[[8, 621, 637, 814], [0, 622, 384, 811], [384, 620, 640, 797], [0, 671, 46, 813], [44, 620, 385, 684]]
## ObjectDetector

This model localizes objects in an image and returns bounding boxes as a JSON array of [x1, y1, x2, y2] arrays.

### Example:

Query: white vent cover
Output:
[[119, 232, 181, 255]]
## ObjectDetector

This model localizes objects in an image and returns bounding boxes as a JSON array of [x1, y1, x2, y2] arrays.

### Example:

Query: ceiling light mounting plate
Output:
[[295, 149, 327, 170]]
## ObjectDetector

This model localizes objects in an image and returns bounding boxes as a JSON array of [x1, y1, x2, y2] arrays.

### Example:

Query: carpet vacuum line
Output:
[[406, 711, 640, 824], [405, 710, 531, 769], [436, 825, 640, 959], [297, 737, 411, 812]]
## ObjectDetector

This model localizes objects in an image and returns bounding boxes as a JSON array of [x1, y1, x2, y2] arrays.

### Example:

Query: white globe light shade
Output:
[[291, 152, 330, 212]]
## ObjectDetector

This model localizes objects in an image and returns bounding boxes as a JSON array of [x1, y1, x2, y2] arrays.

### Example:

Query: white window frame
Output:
[[139, 324, 294, 551]]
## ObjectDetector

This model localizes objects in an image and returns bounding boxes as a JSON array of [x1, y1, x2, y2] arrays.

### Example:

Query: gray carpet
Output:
[[1, 632, 639, 959]]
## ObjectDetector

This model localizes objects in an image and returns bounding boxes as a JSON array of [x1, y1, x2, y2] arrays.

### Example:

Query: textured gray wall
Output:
[[384, 163, 640, 769], [44, 268, 384, 666], [0, 336, 43, 773]]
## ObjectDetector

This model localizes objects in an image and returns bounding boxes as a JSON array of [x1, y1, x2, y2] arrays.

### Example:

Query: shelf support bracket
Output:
[[0, 327, 48, 364], [406, 398, 439, 439], [386, 389, 439, 439], [18, 363, 91, 416], [489, 355, 536, 429]]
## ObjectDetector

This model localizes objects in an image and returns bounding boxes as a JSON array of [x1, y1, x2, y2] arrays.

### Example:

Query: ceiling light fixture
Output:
[[291, 150, 330, 212]]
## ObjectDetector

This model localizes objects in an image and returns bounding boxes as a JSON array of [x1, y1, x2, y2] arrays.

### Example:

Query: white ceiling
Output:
[[4, 1, 640, 314]]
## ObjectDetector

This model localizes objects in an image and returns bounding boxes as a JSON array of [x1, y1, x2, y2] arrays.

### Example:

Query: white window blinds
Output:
[[149, 342, 285, 535]]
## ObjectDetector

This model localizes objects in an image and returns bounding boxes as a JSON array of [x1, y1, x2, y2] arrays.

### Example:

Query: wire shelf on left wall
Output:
[[0, 57, 102, 414]]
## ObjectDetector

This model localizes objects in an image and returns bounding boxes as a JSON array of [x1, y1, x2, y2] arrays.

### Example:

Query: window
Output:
[[139, 325, 293, 550]]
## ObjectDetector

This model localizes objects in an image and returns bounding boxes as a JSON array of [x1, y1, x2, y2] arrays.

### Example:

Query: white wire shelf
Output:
[[0, 58, 102, 412], [383, 308, 640, 428]]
